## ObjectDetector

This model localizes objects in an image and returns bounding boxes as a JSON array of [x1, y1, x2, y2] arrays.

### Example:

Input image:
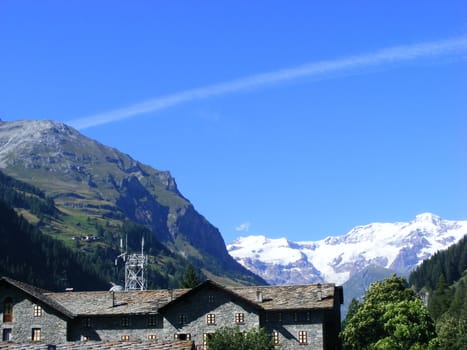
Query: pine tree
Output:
[[428, 275, 451, 321], [180, 264, 200, 288]]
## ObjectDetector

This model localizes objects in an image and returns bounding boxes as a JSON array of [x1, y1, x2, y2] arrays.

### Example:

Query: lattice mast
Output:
[[116, 236, 147, 291]]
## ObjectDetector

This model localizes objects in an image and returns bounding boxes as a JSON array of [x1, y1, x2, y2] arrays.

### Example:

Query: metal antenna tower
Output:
[[115, 235, 147, 291]]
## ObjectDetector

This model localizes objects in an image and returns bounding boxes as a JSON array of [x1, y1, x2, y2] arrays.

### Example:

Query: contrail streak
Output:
[[69, 36, 467, 130]]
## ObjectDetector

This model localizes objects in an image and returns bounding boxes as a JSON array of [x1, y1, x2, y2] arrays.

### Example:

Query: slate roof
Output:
[[45, 289, 190, 316], [1, 277, 342, 318], [0, 341, 194, 350], [231, 283, 342, 310], [159, 280, 342, 312]]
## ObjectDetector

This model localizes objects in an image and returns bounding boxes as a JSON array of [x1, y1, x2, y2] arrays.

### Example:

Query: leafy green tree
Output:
[[342, 275, 435, 350], [207, 326, 275, 350]]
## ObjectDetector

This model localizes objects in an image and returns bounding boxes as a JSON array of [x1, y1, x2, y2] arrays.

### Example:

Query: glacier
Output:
[[227, 213, 467, 286]]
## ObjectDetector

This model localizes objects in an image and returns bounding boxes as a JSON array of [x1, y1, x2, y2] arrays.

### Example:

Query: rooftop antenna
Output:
[[114, 235, 147, 291]]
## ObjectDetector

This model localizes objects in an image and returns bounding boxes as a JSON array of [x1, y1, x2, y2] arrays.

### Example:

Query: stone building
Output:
[[0, 276, 343, 349]]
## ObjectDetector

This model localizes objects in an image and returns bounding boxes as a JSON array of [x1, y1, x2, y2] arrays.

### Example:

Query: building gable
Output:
[[0, 277, 73, 319], [159, 280, 262, 314], [0, 277, 71, 343]]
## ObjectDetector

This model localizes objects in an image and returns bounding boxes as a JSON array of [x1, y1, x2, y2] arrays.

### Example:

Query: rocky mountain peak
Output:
[[228, 213, 467, 286], [0, 119, 265, 286]]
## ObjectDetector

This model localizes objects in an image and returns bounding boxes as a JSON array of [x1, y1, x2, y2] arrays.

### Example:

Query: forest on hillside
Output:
[[0, 198, 110, 290], [410, 235, 467, 349], [0, 170, 198, 291]]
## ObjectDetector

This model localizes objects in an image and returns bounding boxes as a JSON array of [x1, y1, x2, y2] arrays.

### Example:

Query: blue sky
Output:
[[1, 1, 466, 243]]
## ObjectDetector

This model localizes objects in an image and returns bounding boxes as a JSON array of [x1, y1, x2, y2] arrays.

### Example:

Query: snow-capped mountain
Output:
[[227, 213, 467, 286]]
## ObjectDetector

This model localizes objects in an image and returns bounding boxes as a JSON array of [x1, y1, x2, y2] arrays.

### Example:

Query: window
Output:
[[121, 316, 130, 327], [178, 313, 187, 326], [206, 313, 216, 325], [208, 295, 214, 303], [3, 298, 13, 322], [203, 333, 214, 346], [81, 335, 89, 342], [148, 334, 157, 341], [174, 333, 191, 341], [121, 335, 130, 341], [298, 331, 307, 345], [33, 304, 42, 317], [32, 328, 41, 342], [82, 317, 91, 327], [2, 329, 12, 341], [148, 314, 158, 326], [235, 312, 245, 324], [272, 331, 279, 345], [277, 312, 282, 322], [293, 312, 298, 322]]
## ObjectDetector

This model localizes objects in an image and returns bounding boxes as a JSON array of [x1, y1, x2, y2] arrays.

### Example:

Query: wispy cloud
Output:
[[69, 36, 467, 130], [236, 222, 251, 232]]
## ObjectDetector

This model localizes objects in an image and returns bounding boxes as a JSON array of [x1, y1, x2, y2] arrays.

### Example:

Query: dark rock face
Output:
[[116, 175, 172, 242]]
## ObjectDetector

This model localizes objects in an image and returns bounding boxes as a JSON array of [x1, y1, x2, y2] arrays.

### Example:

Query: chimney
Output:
[[111, 291, 115, 307], [316, 284, 322, 301], [256, 289, 263, 303]]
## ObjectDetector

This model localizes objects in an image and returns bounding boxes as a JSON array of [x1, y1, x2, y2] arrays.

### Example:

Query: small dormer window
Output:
[[33, 304, 42, 317], [206, 313, 216, 325], [235, 312, 245, 324]]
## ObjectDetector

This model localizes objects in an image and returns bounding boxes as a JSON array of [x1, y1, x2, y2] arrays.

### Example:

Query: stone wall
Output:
[[159, 286, 260, 346], [68, 314, 163, 342], [262, 310, 324, 349], [0, 287, 68, 343]]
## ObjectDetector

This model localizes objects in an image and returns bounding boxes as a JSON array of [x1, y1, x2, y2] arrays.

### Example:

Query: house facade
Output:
[[0, 277, 343, 349]]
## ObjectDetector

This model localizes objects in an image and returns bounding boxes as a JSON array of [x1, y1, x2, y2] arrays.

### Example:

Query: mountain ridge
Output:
[[0, 119, 264, 286], [227, 213, 467, 286]]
